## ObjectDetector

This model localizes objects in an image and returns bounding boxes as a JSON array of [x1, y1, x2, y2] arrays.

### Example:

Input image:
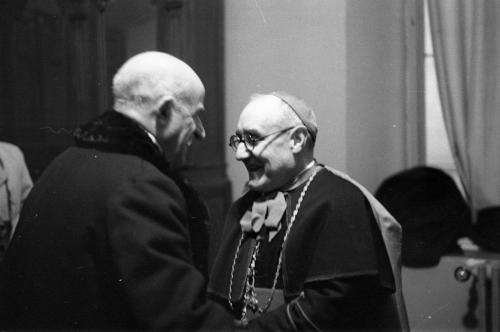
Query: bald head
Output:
[[243, 93, 318, 148], [239, 95, 294, 130], [112, 51, 204, 132], [111, 51, 206, 169]]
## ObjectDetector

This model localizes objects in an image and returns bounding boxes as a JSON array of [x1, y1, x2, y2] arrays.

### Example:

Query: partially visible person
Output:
[[0, 142, 33, 260], [0, 51, 232, 330], [209, 92, 409, 331]]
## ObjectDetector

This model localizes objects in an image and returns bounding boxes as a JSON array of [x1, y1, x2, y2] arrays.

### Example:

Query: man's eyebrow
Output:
[[241, 129, 260, 136]]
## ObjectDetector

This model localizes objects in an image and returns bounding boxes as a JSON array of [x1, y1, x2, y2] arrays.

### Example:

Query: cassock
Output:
[[209, 164, 408, 331]]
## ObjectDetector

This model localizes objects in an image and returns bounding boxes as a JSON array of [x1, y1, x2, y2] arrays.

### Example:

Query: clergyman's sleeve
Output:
[[248, 276, 389, 331]]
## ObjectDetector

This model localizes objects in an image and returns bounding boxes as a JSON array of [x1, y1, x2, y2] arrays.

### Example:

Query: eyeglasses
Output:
[[228, 126, 296, 152]]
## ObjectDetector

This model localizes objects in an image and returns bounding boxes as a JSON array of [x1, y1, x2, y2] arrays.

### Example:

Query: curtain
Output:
[[428, 0, 500, 215]]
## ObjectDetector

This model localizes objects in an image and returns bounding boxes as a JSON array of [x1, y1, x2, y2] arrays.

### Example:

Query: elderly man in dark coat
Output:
[[0, 52, 232, 330]]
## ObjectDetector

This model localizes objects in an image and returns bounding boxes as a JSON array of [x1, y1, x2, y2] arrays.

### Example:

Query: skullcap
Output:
[[269, 91, 318, 143]]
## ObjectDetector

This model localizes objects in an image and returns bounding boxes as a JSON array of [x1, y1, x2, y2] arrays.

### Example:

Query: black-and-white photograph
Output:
[[0, 1, 499, 331]]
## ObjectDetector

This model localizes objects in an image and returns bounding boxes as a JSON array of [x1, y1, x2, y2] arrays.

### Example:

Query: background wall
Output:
[[225, 0, 408, 198], [126, 20, 156, 58], [345, 0, 407, 190]]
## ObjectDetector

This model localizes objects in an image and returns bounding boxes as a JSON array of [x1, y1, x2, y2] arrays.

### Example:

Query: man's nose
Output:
[[193, 116, 206, 140], [235, 141, 250, 160]]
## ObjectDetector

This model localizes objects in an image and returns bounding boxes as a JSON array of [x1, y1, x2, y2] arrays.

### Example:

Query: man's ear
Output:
[[157, 98, 175, 124], [290, 126, 309, 153]]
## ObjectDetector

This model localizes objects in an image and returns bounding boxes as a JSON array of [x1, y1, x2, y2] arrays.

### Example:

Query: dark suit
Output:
[[0, 111, 231, 330]]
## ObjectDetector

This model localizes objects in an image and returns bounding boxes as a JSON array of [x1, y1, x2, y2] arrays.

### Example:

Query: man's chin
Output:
[[247, 177, 273, 193], [246, 178, 261, 191]]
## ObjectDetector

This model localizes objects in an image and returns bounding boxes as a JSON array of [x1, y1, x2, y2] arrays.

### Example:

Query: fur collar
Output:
[[74, 111, 169, 173]]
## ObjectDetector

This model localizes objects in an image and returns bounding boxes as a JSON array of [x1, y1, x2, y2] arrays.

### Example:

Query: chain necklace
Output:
[[227, 167, 320, 322]]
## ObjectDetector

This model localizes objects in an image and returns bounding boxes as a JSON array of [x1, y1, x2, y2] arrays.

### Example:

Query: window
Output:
[[423, 0, 462, 188]]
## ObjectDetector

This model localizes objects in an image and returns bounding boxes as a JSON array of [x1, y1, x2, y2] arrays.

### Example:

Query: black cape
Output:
[[209, 167, 403, 330]]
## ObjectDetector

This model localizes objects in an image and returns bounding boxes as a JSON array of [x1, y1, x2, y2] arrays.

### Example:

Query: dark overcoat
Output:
[[0, 111, 231, 330]]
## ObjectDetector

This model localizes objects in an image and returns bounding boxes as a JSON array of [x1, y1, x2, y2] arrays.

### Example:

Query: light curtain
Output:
[[428, 0, 500, 215]]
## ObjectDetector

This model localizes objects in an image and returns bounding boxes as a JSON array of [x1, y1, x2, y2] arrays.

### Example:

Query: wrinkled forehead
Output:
[[237, 97, 283, 133]]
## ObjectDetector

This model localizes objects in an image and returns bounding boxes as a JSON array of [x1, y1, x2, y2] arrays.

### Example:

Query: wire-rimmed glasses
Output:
[[228, 126, 296, 152]]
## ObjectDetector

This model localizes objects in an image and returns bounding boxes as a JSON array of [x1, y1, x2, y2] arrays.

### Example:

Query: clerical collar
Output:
[[281, 159, 319, 192], [144, 130, 163, 153]]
